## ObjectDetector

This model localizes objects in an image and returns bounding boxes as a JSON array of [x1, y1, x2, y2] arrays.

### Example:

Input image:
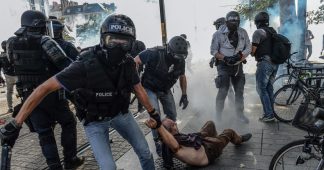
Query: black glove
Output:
[[0, 120, 22, 147], [209, 57, 216, 68], [179, 94, 189, 110], [148, 109, 162, 129]]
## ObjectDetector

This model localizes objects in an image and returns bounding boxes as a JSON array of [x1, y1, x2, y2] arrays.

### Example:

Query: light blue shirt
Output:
[[210, 25, 251, 57]]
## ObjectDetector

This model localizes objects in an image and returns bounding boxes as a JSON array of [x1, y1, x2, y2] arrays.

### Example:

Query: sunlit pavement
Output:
[[0, 63, 305, 169]]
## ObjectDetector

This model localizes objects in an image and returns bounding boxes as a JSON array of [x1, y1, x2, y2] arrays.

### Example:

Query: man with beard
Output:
[[0, 14, 157, 170], [210, 11, 251, 123]]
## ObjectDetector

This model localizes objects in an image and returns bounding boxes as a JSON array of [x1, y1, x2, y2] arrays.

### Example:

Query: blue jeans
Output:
[[256, 60, 278, 118], [84, 112, 154, 170], [145, 88, 177, 140]]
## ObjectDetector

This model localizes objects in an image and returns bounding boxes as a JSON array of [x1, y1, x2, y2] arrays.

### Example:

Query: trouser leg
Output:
[[4, 75, 16, 110], [215, 75, 230, 119], [158, 90, 177, 121], [30, 107, 62, 169], [231, 74, 245, 115], [55, 101, 77, 161], [200, 121, 217, 137]]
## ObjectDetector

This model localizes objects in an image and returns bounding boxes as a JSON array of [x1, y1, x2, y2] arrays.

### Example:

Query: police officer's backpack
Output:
[[264, 27, 291, 64]]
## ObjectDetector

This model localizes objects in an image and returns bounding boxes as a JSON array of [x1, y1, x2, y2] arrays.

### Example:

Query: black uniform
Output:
[[54, 38, 79, 61], [7, 34, 77, 169]]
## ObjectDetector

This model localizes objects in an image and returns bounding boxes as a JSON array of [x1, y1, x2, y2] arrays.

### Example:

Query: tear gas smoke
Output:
[[0, 0, 30, 52]]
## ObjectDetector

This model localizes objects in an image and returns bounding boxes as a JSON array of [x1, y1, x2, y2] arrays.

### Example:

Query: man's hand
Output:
[[209, 57, 216, 68], [148, 109, 162, 129], [145, 118, 158, 129], [0, 120, 22, 147], [224, 53, 242, 65], [179, 94, 189, 110]]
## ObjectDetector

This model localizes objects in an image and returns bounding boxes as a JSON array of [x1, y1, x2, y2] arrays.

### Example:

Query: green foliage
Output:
[[235, 0, 324, 24], [307, 4, 324, 24], [235, 0, 278, 20]]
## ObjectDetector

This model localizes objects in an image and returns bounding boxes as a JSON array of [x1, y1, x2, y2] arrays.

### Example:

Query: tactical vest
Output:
[[10, 36, 52, 95], [142, 47, 183, 92], [255, 27, 274, 61], [75, 48, 133, 122]]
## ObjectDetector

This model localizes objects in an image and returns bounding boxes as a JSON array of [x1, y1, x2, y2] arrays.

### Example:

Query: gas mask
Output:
[[226, 16, 240, 32], [102, 34, 133, 66]]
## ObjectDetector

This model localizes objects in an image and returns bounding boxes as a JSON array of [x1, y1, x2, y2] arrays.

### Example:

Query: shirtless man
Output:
[[145, 118, 252, 166]]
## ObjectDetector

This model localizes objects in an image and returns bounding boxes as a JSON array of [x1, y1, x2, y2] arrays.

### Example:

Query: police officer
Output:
[[210, 11, 251, 123], [51, 18, 79, 61], [251, 12, 278, 122], [130, 40, 146, 112], [0, 14, 157, 170], [4, 10, 83, 169], [134, 36, 189, 156], [0, 40, 17, 114]]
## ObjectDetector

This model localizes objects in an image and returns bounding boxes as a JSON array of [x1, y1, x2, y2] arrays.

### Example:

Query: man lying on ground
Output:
[[145, 117, 252, 167]]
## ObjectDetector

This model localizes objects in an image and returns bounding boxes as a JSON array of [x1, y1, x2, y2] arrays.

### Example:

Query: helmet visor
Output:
[[173, 54, 187, 60], [103, 34, 133, 51]]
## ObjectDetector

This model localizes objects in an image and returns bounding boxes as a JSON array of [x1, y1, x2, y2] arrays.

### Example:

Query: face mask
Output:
[[226, 21, 239, 32], [106, 47, 127, 66]]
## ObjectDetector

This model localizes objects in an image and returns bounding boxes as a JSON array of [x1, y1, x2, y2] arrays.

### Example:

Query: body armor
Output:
[[142, 47, 184, 92], [74, 47, 133, 123]]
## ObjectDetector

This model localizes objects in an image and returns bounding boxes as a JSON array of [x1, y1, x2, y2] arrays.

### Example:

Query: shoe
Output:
[[238, 115, 249, 124], [64, 156, 84, 169], [154, 140, 162, 157], [241, 133, 252, 143], [259, 116, 275, 122]]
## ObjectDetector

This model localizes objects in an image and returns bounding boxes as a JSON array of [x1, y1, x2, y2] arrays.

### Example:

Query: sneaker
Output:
[[260, 116, 275, 122], [241, 133, 252, 143], [64, 156, 84, 169], [238, 115, 249, 124]]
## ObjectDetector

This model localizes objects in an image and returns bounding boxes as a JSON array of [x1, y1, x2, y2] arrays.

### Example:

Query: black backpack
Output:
[[264, 27, 291, 64]]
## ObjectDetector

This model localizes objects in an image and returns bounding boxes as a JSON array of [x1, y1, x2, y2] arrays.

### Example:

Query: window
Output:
[[67, 9, 70, 13], [78, 8, 81, 12]]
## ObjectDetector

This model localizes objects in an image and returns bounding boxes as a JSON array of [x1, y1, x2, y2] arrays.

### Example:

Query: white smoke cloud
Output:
[[0, 0, 30, 51]]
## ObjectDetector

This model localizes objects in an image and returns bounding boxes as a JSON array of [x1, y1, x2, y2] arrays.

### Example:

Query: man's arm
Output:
[[210, 32, 223, 59], [133, 82, 154, 113], [251, 46, 257, 57], [241, 30, 251, 59], [15, 77, 61, 125], [145, 118, 209, 166], [179, 75, 187, 95]]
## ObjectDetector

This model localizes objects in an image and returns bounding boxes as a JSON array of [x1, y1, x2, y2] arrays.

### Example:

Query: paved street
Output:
[[0, 63, 307, 169]]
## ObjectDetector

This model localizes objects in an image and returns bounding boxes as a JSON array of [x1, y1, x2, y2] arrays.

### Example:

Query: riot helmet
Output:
[[100, 14, 136, 52], [180, 34, 187, 40], [21, 10, 47, 28], [1, 40, 6, 51], [51, 19, 64, 39], [213, 17, 225, 30], [100, 14, 136, 66], [226, 11, 240, 31], [254, 12, 269, 29], [167, 36, 188, 60]]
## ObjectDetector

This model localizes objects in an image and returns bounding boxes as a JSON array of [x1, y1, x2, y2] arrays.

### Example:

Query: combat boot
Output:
[[64, 156, 84, 170]]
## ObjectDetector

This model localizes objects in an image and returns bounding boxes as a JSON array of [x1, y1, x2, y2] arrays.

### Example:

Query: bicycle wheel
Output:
[[274, 85, 305, 122], [273, 74, 297, 94], [269, 139, 322, 170]]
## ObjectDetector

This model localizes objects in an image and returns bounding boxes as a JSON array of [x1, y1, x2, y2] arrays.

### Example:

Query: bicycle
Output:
[[274, 69, 324, 122], [269, 103, 324, 170]]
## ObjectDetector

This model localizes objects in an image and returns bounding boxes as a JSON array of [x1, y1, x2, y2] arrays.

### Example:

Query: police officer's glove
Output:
[[179, 94, 189, 110], [209, 57, 216, 68], [0, 120, 21, 147], [148, 109, 162, 129]]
